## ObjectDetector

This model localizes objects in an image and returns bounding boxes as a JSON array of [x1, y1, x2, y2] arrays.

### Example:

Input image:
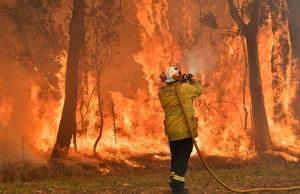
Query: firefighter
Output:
[[159, 66, 202, 194]]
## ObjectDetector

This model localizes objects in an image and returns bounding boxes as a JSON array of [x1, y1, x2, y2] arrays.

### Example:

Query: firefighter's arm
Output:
[[189, 80, 202, 97]]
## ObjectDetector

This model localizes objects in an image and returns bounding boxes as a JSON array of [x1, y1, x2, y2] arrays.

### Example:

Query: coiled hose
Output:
[[175, 82, 300, 193]]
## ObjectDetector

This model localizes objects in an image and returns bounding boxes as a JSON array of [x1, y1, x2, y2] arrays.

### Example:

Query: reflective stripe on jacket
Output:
[[159, 81, 202, 141]]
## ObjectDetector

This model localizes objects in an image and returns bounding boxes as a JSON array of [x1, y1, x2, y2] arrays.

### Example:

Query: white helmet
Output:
[[163, 66, 181, 83]]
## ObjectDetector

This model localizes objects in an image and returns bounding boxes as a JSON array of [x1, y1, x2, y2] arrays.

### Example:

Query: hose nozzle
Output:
[[182, 73, 193, 82], [187, 73, 193, 81]]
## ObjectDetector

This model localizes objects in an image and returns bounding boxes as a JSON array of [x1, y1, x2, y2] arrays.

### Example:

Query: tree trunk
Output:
[[227, 0, 271, 152], [267, 0, 291, 122], [287, 0, 300, 119], [93, 65, 104, 156], [245, 32, 271, 152], [51, 0, 85, 158]]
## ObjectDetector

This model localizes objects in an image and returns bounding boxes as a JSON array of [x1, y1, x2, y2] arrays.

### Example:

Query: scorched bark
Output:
[[51, 0, 85, 157]]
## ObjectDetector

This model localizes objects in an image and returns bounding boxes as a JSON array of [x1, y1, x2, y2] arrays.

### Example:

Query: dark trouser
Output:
[[169, 138, 193, 193]]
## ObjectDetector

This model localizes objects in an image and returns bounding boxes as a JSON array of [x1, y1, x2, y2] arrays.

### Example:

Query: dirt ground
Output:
[[1, 153, 300, 194]]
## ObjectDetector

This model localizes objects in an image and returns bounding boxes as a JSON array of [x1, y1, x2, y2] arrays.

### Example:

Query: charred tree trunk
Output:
[[227, 0, 271, 152], [51, 0, 85, 158], [245, 32, 271, 152], [287, 0, 300, 119], [267, 0, 291, 122]]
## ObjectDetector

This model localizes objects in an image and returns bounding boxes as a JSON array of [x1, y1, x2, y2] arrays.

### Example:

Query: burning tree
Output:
[[0, 0, 66, 97], [0, 0, 70, 160], [51, 0, 85, 158], [267, 0, 292, 123], [227, 0, 271, 152], [84, 0, 122, 155]]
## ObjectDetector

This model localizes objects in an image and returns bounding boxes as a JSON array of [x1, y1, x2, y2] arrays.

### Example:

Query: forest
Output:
[[1, 0, 300, 193]]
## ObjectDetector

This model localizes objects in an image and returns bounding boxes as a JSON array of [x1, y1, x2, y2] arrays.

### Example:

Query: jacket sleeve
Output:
[[189, 80, 202, 97]]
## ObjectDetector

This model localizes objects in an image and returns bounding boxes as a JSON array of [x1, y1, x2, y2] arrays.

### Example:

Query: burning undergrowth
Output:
[[2, 151, 300, 184]]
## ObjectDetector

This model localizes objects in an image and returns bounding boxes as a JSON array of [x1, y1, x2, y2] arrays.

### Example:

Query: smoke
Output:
[[0, 17, 45, 164], [0, 58, 39, 163], [185, 47, 214, 75]]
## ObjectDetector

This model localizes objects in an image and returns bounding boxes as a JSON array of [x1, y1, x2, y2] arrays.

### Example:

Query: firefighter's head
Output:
[[159, 66, 181, 83]]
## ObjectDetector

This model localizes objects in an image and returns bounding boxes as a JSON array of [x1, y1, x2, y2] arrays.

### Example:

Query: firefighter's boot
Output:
[[169, 179, 189, 194]]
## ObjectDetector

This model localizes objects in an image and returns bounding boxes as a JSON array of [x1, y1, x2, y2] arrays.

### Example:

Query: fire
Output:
[[0, 97, 14, 128], [258, 8, 300, 154], [31, 53, 67, 153], [1, 0, 300, 165]]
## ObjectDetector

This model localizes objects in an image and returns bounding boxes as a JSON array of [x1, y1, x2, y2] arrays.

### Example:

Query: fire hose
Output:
[[175, 82, 300, 193]]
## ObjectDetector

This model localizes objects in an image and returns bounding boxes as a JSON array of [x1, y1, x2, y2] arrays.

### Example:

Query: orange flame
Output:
[[1, 0, 300, 165]]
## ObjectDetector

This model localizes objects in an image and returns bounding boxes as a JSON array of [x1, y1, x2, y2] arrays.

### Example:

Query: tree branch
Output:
[[209, 100, 243, 125], [76, 83, 97, 128], [227, 0, 247, 32]]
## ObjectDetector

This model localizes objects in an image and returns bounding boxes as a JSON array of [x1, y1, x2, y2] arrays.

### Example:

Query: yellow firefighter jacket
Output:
[[159, 81, 202, 141]]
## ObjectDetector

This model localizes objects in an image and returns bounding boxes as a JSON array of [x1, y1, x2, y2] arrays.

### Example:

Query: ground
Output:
[[1, 154, 300, 194]]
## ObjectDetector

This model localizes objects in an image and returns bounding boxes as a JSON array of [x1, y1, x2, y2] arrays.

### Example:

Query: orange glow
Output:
[[0, 97, 14, 127], [1, 0, 300, 165]]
